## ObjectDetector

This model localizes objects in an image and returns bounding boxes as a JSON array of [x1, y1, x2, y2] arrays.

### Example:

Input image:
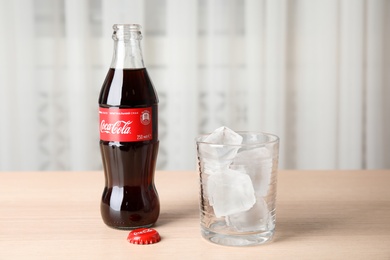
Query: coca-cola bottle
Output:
[[98, 24, 159, 229]]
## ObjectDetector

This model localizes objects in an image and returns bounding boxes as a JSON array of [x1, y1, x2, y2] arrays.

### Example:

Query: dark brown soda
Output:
[[98, 68, 159, 229]]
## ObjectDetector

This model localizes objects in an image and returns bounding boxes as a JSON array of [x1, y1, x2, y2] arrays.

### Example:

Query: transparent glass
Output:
[[111, 24, 144, 69], [196, 132, 279, 246]]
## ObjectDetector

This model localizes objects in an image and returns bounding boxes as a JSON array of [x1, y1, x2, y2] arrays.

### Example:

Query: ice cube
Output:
[[226, 197, 270, 232], [231, 147, 273, 197], [198, 126, 243, 161], [207, 168, 256, 218], [234, 147, 271, 161], [204, 126, 243, 145], [202, 160, 231, 176]]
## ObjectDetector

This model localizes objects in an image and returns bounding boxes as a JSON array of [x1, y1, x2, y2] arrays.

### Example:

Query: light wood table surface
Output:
[[0, 170, 389, 259]]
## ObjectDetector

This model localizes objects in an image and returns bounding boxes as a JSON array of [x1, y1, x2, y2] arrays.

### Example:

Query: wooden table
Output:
[[0, 170, 389, 259]]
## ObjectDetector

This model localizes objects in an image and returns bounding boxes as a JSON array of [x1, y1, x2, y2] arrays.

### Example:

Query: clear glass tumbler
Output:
[[196, 132, 279, 246]]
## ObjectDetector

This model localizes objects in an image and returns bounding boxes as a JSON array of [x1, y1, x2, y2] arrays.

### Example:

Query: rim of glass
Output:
[[195, 131, 279, 146], [113, 24, 142, 31]]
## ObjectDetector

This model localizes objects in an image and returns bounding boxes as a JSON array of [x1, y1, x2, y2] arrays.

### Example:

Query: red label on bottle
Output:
[[99, 107, 153, 142]]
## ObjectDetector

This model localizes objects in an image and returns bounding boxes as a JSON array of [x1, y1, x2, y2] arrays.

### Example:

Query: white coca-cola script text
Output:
[[100, 120, 132, 135]]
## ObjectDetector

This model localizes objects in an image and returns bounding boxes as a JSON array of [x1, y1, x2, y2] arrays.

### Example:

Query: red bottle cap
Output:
[[127, 228, 161, 245]]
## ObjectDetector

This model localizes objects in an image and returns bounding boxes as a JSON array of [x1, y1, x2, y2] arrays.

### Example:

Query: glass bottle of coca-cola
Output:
[[98, 24, 159, 229]]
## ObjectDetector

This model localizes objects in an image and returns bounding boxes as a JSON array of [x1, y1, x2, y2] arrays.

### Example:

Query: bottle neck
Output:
[[110, 24, 145, 69]]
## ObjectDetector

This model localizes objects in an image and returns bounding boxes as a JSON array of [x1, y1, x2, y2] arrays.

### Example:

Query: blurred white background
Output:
[[0, 0, 389, 171]]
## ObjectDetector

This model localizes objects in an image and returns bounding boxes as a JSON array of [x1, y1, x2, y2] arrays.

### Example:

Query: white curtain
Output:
[[0, 0, 389, 171]]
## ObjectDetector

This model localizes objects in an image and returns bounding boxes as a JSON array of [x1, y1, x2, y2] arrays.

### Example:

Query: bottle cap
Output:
[[127, 228, 161, 245]]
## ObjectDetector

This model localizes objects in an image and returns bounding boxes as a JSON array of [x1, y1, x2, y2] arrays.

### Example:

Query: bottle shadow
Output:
[[155, 201, 200, 227]]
